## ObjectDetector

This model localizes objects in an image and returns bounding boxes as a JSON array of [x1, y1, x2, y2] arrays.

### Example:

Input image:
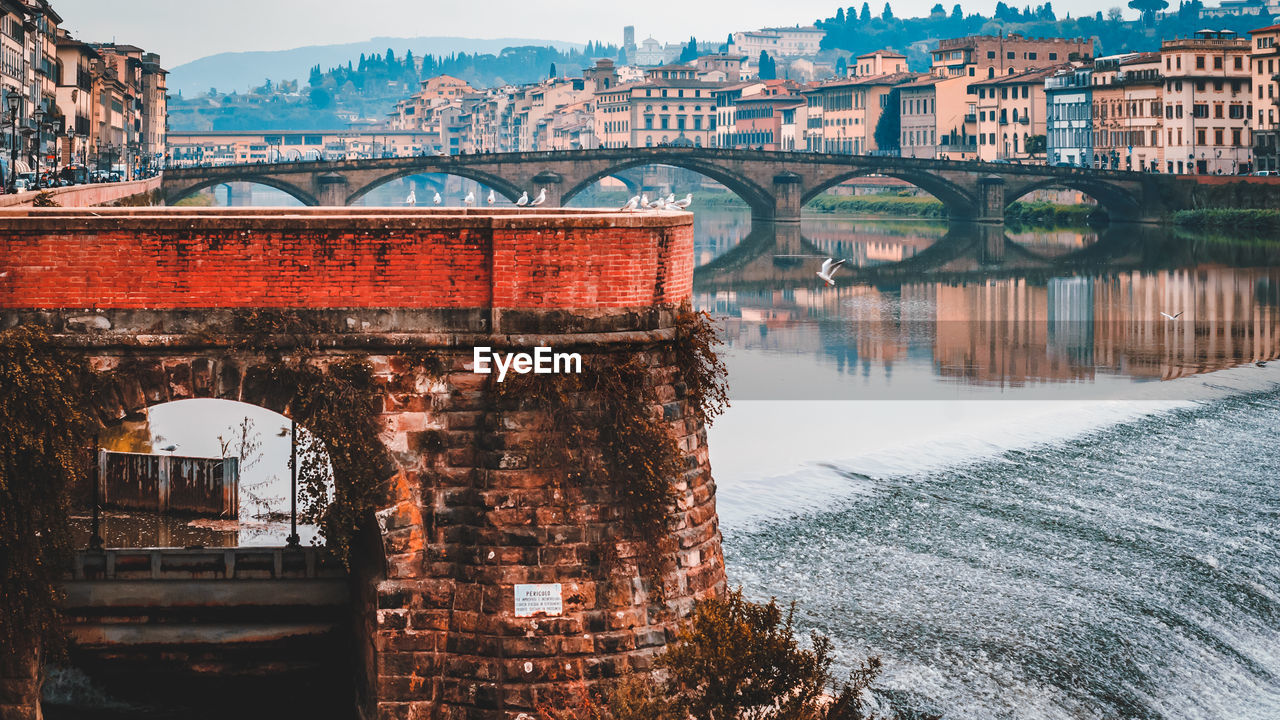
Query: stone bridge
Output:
[[0, 206, 724, 720], [159, 148, 1222, 225]]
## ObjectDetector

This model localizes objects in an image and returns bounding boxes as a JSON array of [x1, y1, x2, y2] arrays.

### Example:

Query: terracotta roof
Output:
[[970, 65, 1068, 86], [856, 49, 906, 59]]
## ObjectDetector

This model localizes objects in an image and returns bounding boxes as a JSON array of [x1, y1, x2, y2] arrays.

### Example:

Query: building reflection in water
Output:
[[695, 216, 1280, 391]]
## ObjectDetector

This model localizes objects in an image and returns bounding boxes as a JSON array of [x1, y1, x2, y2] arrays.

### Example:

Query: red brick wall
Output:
[[0, 210, 693, 311]]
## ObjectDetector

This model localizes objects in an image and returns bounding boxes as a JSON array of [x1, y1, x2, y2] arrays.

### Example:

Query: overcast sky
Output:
[[57, 0, 1130, 67]]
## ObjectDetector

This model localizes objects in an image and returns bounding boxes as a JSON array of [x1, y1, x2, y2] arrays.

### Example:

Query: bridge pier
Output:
[[979, 223, 1006, 264], [317, 173, 349, 206], [771, 172, 803, 223], [532, 171, 564, 207], [976, 176, 1006, 224]]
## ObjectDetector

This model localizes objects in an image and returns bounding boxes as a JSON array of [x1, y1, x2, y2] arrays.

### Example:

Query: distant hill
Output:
[[168, 36, 584, 96]]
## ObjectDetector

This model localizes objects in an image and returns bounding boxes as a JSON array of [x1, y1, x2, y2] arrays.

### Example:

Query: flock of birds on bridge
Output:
[[400, 187, 696, 212]]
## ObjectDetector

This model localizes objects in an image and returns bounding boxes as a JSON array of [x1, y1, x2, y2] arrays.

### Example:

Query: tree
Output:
[[549, 62, 557, 78], [309, 87, 332, 110], [1128, 0, 1169, 25], [860, 2, 872, 21], [308, 64, 323, 88], [873, 88, 901, 152], [679, 36, 699, 63], [951, 3, 964, 19], [836, 56, 848, 76], [835, 7, 846, 23], [757, 51, 776, 80], [930, 3, 946, 17], [882, 2, 895, 20]]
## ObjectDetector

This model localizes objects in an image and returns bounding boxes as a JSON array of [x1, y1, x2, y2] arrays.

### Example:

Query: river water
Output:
[[151, 184, 1280, 719]]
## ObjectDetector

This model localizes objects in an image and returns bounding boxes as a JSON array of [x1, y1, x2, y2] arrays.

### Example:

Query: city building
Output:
[[1045, 66, 1093, 166], [1250, 23, 1280, 171], [695, 54, 747, 83], [802, 72, 918, 154], [851, 49, 908, 78], [932, 34, 1093, 79], [730, 26, 825, 58], [1091, 53, 1164, 171], [899, 74, 970, 159], [1160, 29, 1253, 174], [168, 130, 443, 164], [593, 67, 722, 149], [727, 93, 803, 149], [53, 30, 96, 167]]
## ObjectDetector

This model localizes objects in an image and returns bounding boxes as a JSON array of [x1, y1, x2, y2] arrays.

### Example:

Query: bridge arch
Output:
[[801, 167, 980, 220], [560, 157, 775, 218], [344, 167, 525, 206], [1003, 176, 1142, 223], [165, 176, 320, 207]]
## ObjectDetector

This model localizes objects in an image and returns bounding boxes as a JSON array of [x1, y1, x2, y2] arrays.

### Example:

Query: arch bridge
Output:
[[160, 148, 1202, 225]]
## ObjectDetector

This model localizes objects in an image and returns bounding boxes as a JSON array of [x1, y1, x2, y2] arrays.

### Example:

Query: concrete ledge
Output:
[[0, 177, 160, 208]]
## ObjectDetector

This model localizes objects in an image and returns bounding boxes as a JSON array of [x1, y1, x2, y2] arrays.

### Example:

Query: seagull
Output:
[[159, 445, 178, 454], [529, 188, 547, 206], [516, 191, 530, 206], [432, 191, 442, 206], [640, 194, 650, 208], [673, 193, 693, 209], [1257, 361, 1269, 368], [1160, 311, 1183, 320], [463, 191, 475, 207], [405, 190, 416, 207], [645, 195, 665, 210], [620, 195, 641, 211], [665, 193, 676, 205], [816, 258, 847, 287], [487, 189, 496, 205]]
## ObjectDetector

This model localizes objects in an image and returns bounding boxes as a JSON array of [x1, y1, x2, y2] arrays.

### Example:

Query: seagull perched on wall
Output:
[[645, 195, 665, 210], [665, 193, 676, 205], [674, 193, 693, 209], [1160, 311, 1183, 320], [487, 189, 496, 205], [620, 195, 640, 212], [516, 191, 530, 206], [816, 257, 847, 287], [432, 191, 442, 206], [405, 190, 416, 206], [529, 188, 547, 206], [463, 191, 475, 207]]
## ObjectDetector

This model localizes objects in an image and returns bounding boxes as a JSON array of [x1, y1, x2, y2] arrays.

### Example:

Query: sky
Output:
[[54, 0, 1129, 68]]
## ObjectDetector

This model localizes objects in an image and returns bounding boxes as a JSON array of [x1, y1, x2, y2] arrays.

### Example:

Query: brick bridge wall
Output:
[[0, 207, 725, 720]]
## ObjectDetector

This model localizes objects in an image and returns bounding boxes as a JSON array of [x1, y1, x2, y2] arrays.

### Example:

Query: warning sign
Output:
[[514, 583, 563, 617]]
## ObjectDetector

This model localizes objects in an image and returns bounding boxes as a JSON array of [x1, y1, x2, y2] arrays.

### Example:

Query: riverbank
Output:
[[1173, 208, 1280, 235]]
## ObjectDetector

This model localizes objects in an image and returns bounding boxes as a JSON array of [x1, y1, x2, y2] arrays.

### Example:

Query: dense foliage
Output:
[[0, 326, 94, 656], [540, 588, 907, 720]]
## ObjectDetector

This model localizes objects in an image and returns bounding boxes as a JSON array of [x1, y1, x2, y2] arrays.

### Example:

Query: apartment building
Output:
[[593, 67, 722, 149], [899, 74, 970, 159], [1045, 67, 1093, 166], [1250, 23, 1280, 170], [1092, 53, 1164, 171], [1160, 29, 1253, 174], [729, 94, 803, 149], [851, 50, 908, 78], [932, 34, 1093, 79], [802, 72, 918, 154]]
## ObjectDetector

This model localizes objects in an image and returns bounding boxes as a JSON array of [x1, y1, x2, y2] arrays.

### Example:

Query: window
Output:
[[1234, 57, 1243, 71], [1214, 128, 1223, 145], [1232, 128, 1242, 146], [1196, 56, 1205, 70], [1007, 51, 1014, 59], [1214, 57, 1222, 70], [1197, 128, 1206, 144]]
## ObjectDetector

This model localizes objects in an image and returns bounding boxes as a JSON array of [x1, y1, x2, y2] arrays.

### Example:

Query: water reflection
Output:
[[692, 208, 1280, 398]]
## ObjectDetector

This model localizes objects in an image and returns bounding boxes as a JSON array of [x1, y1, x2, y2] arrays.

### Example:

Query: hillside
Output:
[[168, 35, 584, 96]]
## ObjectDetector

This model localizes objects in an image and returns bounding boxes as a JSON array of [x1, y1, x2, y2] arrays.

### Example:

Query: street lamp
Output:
[[4, 89, 19, 192], [31, 108, 45, 189]]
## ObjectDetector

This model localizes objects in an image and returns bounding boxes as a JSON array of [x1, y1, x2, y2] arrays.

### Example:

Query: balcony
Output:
[[964, 113, 976, 123], [938, 141, 977, 153], [1017, 116, 1030, 125]]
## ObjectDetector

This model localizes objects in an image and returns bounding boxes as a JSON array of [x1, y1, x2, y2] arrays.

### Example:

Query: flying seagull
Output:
[[515, 191, 530, 207], [432, 191, 442, 206], [673, 193, 693, 209], [620, 195, 641, 211], [529, 188, 547, 206], [463, 191, 475, 207], [1160, 311, 1183, 320], [816, 257, 847, 287], [487, 189, 496, 205]]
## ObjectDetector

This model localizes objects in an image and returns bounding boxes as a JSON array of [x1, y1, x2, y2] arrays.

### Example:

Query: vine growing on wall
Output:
[[0, 326, 95, 657], [493, 305, 728, 588]]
